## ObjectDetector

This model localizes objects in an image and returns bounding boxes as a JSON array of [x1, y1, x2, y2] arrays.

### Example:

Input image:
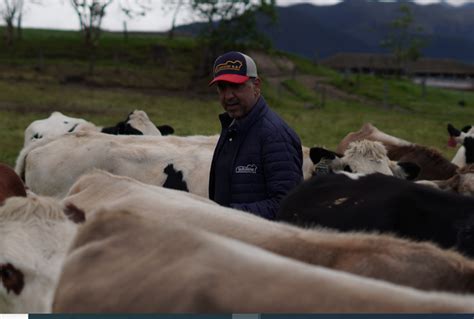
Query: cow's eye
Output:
[[343, 165, 352, 172], [32, 133, 42, 139], [64, 121, 69, 124]]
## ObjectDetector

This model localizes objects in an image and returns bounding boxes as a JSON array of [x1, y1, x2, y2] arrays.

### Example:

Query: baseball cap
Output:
[[209, 51, 258, 86]]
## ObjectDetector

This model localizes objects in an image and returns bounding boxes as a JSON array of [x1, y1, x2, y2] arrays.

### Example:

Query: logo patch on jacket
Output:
[[235, 164, 258, 174]]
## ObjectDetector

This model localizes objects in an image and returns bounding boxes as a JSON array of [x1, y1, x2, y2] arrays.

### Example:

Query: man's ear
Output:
[[253, 78, 261, 95]]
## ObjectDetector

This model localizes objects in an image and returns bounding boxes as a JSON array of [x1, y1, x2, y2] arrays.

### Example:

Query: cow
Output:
[[309, 140, 420, 180], [448, 123, 474, 167], [0, 196, 84, 313], [15, 131, 219, 198], [54, 202, 474, 313], [337, 123, 458, 180], [23, 110, 174, 147], [336, 122, 411, 154], [385, 143, 458, 180], [416, 164, 474, 196], [276, 171, 474, 257], [62, 170, 474, 293], [0, 163, 26, 203]]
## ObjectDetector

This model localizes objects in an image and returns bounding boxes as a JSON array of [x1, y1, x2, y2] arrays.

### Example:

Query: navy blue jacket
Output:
[[209, 96, 303, 219]]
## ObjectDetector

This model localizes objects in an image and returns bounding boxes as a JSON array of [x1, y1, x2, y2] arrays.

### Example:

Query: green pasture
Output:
[[1, 28, 473, 168]]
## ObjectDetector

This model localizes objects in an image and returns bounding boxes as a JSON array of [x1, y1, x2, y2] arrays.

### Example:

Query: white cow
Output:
[[16, 131, 219, 198], [63, 170, 474, 294], [54, 201, 474, 312], [23, 110, 167, 148], [0, 195, 84, 313]]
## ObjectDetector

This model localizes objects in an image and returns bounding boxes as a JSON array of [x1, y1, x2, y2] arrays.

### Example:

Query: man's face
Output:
[[216, 78, 261, 119]]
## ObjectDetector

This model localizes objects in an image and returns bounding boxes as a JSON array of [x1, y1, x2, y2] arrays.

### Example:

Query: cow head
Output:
[[101, 110, 174, 136], [447, 124, 474, 147], [0, 196, 84, 313], [447, 124, 474, 167], [310, 140, 419, 180], [23, 112, 90, 147]]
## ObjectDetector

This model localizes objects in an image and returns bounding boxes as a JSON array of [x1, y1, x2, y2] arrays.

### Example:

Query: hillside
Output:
[[176, 0, 474, 64], [0, 28, 474, 168]]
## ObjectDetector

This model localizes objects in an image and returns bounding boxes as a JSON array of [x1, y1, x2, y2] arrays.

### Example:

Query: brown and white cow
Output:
[[0, 196, 84, 313], [336, 122, 411, 154], [337, 123, 458, 180], [54, 202, 474, 313], [0, 163, 26, 204], [310, 140, 420, 179], [63, 170, 474, 293]]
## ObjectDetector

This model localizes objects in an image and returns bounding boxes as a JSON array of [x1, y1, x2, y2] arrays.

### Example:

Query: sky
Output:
[[13, 0, 474, 33]]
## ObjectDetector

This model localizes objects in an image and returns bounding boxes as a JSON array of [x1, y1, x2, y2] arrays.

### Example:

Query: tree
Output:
[[161, 0, 187, 40], [69, 0, 113, 49], [69, 0, 151, 73], [119, 0, 151, 39], [190, 0, 276, 77], [0, 0, 39, 45], [1, 0, 22, 45], [380, 3, 426, 76]]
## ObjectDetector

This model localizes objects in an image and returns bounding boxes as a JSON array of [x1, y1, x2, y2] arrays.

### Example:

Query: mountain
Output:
[[176, 0, 474, 64]]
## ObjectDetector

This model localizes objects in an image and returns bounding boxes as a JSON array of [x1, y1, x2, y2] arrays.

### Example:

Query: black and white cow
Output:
[[24, 110, 174, 147], [276, 172, 474, 257], [15, 131, 219, 198], [448, 124, 474, 167]]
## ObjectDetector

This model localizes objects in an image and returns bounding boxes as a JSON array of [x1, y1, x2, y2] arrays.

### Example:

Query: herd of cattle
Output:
[[3, 110, 474, 312]]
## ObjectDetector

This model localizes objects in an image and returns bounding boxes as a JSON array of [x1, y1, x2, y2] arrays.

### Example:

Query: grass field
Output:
[[1, 28, 474, 168]]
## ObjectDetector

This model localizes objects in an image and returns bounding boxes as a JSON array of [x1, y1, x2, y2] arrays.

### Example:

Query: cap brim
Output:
[[209, 74, 250, 86]]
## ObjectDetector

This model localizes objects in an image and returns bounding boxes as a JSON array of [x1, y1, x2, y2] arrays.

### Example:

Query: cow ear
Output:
[[156, 125, 174, 136], [448, 124, 461, 137], [396, 162, 420, 180], [309, 147, 340, 164], [462, 125, 473, 133]]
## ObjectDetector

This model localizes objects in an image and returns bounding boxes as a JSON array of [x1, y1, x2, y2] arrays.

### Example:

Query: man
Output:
[[208, 51, 303, 220]]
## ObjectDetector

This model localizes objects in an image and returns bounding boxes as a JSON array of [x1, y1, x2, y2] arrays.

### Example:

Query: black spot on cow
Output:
[[101, 121, 143, 135], [63, 203, 86, 224], [309, 147, 341, 164], [0, 263, 24, 295], [157, 125, 174, 136], [163, 164, 188, 192], [464, 137, 474, 164]]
